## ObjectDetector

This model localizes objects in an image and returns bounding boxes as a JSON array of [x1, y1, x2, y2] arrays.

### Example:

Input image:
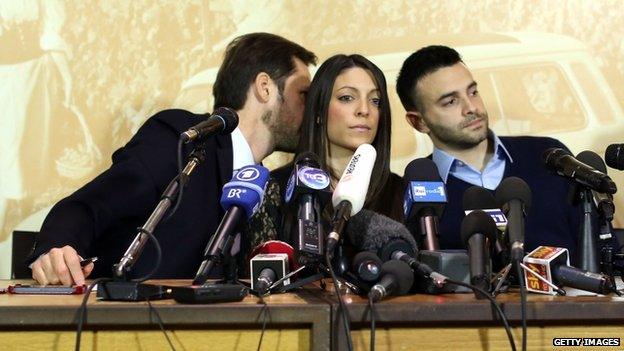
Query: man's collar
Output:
[[431, 130, 513, 182], [231, 127, 255, 170]]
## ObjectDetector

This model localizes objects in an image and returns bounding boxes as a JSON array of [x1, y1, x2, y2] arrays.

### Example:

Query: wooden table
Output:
[[2, 279, 623, 351], [0, 280, 331, 351], [315, 285, 624, 351]]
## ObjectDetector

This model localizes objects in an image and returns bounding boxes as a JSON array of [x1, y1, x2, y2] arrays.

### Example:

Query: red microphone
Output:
[[249, 241, 297, 295]]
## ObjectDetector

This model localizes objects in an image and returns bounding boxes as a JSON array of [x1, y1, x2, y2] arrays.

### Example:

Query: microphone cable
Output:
[[444, 278, 517, 351], [146, 296, 176, 351], [256, 296, 270, 351], [74, 230, 164, 350], [516, 261, 527, 351], [74, 277, 111, 351], [325, 252, 354, 351], [368, 294, 377, 351]]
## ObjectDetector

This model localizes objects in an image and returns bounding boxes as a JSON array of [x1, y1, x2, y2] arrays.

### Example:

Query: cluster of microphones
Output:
[[99, 108, 624, 304]]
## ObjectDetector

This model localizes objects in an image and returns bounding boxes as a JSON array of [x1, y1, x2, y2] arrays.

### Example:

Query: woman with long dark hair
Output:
[[246, 54, 404, 248]]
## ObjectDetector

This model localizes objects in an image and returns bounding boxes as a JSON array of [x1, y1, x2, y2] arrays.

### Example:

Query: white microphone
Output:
[[326, 143, 377, 257]]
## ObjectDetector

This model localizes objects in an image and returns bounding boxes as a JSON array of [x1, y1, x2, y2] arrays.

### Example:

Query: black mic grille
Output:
[[495, 176, 532, 212], [605, 144, 624, 170], [212, 107, 239, 134], [462, 186, 496, 211], [404, 158, 441, 181], [460, 210, 497, 246]]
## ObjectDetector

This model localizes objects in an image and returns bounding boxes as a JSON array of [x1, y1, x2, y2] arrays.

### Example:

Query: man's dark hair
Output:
[[297, 54, 391, 207], [396, 45, 463, 112], [213, 32, 317, 110]]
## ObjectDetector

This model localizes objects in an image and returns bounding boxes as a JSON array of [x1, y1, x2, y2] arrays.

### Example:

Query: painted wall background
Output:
[[1, 0, 623, 277]]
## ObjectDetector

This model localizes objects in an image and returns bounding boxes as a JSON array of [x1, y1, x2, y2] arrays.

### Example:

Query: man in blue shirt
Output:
[[396, 45, 582, 264]]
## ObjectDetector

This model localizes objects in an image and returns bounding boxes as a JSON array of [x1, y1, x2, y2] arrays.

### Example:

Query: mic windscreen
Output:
[[462, 186, 497, 210], [605, 144, 624, 170], [213, 107, 239, 134], [495, 177, 532, 212], [220, 165, 270, 218], [346, 209, 418, 254], [577, 150, 607, 173], [380, 260, 414, 295], [460, 210, 497, 246], [332, 144, 377, 215], [404, 158, 441, 181]]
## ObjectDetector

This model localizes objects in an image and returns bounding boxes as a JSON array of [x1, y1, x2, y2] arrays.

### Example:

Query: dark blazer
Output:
[[28, 109, 234, 279]]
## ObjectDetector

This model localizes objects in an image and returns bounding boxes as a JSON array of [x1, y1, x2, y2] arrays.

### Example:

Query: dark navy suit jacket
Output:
[[29, 109, 233, 279]]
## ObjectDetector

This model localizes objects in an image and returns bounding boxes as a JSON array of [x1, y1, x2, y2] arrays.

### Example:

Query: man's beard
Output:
[[427, 112, 489, 149], [262, 106, 300, 153]]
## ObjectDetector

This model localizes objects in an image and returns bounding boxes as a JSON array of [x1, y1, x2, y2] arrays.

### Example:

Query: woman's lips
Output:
[[350, 125, 371, 132]]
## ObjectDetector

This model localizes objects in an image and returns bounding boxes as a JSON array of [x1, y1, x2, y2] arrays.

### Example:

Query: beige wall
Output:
[[1, 0, 623, 277]]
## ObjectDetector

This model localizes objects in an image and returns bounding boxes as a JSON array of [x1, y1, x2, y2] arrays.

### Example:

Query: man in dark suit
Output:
[[29, 33, 317, 285]]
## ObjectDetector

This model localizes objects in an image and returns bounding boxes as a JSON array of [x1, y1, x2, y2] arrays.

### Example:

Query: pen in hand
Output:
[[80, 257, 98, 267]]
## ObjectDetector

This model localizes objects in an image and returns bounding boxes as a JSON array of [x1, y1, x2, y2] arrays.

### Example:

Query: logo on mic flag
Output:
[[221, 165, 269, 219], [299, 166, 330, 189]]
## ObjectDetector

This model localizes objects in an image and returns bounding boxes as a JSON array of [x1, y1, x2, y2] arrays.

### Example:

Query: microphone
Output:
[[495, 177, 532, 262], [462, 186, 508, 231], [193, 165, 270, 285], [368, 260, 414, 302], [462, 185, 508, 269], [403, 158, 447, 250], [576, 151, 616, 221], [523, 246, 616, 295], [180, 107, 239, 143], [543, 147, 617, 194], [284, 153, 331, 261], [460, 210, 497, 293], [351, 251, 383, 282], [326, 144, 377, 257], [345, 210, 445, 280], [249, 241, 296, 295], [605, 144, 624, 171]]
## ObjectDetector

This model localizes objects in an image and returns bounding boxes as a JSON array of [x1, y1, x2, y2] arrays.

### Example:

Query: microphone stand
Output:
[[578, 187, 600, 273], [97, 142, 208, 301], [594, 194, 620, 292]]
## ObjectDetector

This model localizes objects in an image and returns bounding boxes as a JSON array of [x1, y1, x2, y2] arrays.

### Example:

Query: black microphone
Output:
[[495, 177, 532, 262], [346, 210, 446, 282], [523, 246, 616, 295], [368, 260, 414, 302], [460, 210, 497, 294], [284, 152, 331, 262], [403, 158, 447, 250], [543, 147, 617, 194], [605, 144, 624, 171], [180, 107, 239, 143], [577, 151, 616, 221], [351, 251, 383, 282], [462, 186, 508, 269]]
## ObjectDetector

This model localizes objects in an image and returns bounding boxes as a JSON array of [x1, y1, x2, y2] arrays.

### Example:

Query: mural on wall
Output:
[[1, 0, 623, 250]]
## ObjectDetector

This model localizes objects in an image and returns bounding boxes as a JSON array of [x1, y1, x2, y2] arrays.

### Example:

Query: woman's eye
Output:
[[371, 98, 380, 106], [338, 95, 354, 102]]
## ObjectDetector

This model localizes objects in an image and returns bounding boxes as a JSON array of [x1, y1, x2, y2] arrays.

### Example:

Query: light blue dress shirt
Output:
[[432, 132, 513, 190]]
